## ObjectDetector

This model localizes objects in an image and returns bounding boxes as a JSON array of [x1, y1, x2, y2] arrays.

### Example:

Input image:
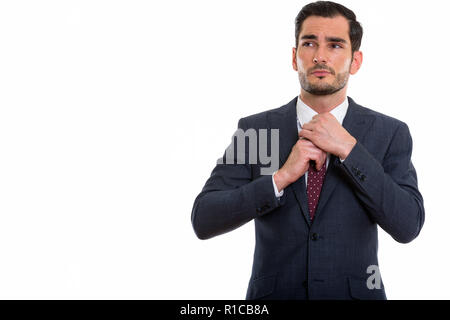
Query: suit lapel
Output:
[[269, 97, 312, 226]]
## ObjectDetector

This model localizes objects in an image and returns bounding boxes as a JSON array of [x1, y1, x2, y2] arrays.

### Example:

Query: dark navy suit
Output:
[[191, 97, 425, 300]]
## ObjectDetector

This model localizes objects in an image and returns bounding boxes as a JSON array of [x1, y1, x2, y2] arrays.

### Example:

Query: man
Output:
[[191, 1, 425, 300]]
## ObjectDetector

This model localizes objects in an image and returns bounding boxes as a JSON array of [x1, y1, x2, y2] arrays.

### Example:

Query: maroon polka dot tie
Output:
[[307, 161, 327, 221]]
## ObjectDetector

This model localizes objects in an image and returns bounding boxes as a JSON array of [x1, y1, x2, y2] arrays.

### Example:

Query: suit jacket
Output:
[[191, 96, 425, 300]]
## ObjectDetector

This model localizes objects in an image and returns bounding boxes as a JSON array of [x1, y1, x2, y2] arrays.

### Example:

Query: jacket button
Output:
[[311, 233, 319, 241]]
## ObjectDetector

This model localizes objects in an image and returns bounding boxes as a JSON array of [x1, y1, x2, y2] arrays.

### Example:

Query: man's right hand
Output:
[[273, 135, 327, 193]]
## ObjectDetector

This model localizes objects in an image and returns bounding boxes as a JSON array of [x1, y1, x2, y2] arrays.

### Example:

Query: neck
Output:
[[300, 87, 348, 114]]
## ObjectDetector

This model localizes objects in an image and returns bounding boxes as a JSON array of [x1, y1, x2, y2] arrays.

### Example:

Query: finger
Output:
[[316, 150, 328, 170], [308, 151, 323, 171], [302, 122, 314, 130], [297, 138, 313, 147], [328, 113, 338, 121], [310, 159, 323, 172], [299, 129, 313, 140], [318, 155, 326, 170], [316, 157, 324, 171], [304, 140, 324, 153]]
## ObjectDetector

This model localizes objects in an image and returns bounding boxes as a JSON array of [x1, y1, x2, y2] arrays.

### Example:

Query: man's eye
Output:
[[302, 42, 314, 47], [331, 44, 342, 49]]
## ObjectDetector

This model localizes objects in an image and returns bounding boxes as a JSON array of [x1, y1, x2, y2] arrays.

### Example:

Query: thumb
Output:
[[316, 160, 323, 171], [315, 157, 326, 171]]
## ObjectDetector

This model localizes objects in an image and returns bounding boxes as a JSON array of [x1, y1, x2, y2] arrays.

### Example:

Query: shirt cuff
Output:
[[272, 171, 284, 198]]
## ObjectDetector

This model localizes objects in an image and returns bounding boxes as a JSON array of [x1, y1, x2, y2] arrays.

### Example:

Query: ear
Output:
[[292, 47, 299, 71], [350, 51, 363, 75]]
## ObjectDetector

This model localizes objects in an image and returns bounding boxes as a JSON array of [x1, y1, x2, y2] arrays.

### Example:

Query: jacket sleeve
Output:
[[191, 118, 284, 240], [336, 122, 425, 243]]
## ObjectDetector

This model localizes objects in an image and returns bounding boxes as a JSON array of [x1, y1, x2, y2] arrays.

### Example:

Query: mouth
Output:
[[311, 70, 331, 77]]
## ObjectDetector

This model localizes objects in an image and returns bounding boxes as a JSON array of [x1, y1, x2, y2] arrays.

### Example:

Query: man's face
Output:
[[293, 15, 361, 96]]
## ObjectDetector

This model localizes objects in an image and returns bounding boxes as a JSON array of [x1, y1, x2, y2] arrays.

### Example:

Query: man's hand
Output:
[[273, 135, 327, 192], [299, 113, 357, 160]]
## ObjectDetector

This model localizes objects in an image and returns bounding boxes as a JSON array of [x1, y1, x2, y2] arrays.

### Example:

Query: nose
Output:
[[313, 45, 327, 64]]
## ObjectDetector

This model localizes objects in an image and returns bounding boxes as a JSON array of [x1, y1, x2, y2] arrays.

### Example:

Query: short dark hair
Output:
[[295, 1, 363, 53]]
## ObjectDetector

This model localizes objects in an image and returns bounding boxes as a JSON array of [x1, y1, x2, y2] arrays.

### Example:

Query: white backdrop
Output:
[[0, 0, 447, 299]]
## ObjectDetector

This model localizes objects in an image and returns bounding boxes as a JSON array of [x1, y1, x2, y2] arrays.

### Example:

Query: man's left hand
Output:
[[299, 113, 357, 161]]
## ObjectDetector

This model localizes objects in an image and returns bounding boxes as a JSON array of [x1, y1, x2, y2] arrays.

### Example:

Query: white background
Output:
[[0, 0, 447, 299]]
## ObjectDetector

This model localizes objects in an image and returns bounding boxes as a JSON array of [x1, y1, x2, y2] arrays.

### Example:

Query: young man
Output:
[[191, 1, 425, 300]]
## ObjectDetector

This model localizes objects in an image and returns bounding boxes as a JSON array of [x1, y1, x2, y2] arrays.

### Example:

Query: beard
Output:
[[298, 64, 350, 96]]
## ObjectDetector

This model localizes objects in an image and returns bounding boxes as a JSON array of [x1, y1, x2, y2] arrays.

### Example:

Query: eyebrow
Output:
[[301, 34, 347, 44]]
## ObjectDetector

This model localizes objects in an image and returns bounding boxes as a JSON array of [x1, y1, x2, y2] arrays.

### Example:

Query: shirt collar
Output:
[[296, 95, 349, 128]]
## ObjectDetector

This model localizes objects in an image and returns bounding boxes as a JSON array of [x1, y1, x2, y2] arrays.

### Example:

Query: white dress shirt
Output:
[[272, 96, 349, 198]]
